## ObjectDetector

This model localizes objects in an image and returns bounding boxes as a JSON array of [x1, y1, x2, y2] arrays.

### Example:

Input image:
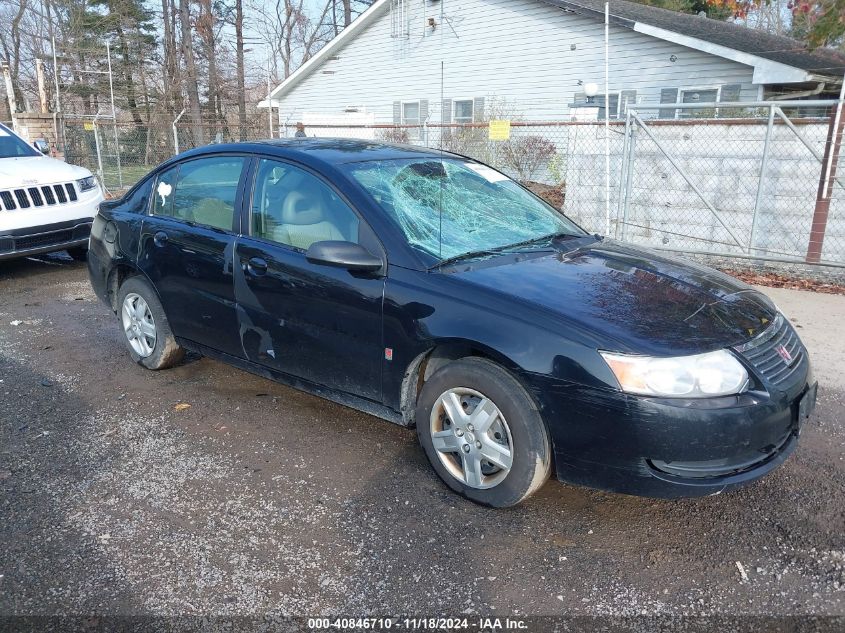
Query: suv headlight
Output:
[[76, 175, 98, 192], [600, 349, 749, 398]]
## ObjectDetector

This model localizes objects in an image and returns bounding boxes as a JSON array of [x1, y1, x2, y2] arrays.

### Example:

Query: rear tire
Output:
[[116, 276, 184, 370], [416, 357, 551, 507]]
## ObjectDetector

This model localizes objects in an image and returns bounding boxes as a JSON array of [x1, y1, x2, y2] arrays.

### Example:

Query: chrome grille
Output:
[[0, 182, 79, 211], [734, 313, 806, 387]]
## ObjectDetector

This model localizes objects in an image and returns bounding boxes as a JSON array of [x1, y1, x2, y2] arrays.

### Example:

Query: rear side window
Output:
[[152, 165, 179, 217], [151, 156, 245, 231]]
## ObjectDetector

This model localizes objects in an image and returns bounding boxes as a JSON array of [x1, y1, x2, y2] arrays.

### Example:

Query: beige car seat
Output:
[[269, 186, 344, 250], [191, 197, 233, 230]]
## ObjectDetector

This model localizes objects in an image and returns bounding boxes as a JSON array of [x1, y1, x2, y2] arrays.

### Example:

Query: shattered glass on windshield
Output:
[[347, 158, 583, 261]]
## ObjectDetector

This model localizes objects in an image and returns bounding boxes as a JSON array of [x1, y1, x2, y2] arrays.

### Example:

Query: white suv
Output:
[[0, 121, 104, 261]]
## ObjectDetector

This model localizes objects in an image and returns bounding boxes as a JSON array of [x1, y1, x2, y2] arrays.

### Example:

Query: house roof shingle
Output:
[[541, 0, 845, 78]]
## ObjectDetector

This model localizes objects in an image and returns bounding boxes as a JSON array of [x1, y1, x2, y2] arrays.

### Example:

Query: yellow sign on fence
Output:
[[83, 122, 94, 131], [488, 119, 511, 141]]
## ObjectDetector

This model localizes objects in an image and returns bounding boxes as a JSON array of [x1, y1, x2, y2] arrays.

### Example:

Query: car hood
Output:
[[449, 238, 777, 356], [0, 155, 90, 189]]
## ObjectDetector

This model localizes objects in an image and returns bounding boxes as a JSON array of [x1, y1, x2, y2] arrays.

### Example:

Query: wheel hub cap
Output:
[[429, 387, 513, 490], [121, 292, 157, 358]]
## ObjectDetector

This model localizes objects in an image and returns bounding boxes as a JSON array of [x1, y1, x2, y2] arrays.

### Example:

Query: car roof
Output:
[[175, 138, 462, 167]]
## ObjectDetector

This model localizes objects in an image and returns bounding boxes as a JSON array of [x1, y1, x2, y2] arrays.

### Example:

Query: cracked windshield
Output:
[[346, 158, 585, 262]]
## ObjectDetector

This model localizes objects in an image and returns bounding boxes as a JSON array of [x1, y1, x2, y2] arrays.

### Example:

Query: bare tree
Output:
[[179, 0, 203, 144], [0, 0, 29, 110], [235, 0, 246, 140]]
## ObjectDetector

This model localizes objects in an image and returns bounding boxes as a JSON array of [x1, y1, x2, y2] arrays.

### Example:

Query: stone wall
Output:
[[11, 112, 65, 159]]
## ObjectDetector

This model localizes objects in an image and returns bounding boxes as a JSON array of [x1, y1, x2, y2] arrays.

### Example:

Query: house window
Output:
[[454, 99, 474, 124], [573, 90, 636, 119], [402, 101, 420, 126], [402, 101, 420, 139], [679, 87, 719, 119]]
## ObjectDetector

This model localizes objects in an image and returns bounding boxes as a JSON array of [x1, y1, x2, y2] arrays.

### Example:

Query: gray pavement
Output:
[[0, 253, 843, 621]]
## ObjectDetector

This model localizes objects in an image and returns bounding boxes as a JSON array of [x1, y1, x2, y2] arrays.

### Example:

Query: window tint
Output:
[[251, 159, 359, 251], [151, 156, 244, 231]]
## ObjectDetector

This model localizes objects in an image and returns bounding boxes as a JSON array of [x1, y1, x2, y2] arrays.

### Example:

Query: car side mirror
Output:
[[306, 240, 383, 273], [33, 139, 50, 155]]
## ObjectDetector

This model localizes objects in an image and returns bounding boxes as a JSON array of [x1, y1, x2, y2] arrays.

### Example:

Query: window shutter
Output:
[[440, 99, 452, 142], [473, 97, 486, 122], [620, 90, 637, 116], [393, 101, 401, 125], [420, 99, 429, 124], [606, 94, 619, 119], [719, 84, 741, 103], [659, 88, 678, 119], [441, 98, 452, 124]]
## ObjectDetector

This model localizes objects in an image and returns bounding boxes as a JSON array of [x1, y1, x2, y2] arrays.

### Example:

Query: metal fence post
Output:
[[615, 109, 631, 239], [92, 115, 104, 182], [173, 108, 186, 155], [620, 113, 637, 242], [749, 104, 775, 254], [113, 122, 123, 189]]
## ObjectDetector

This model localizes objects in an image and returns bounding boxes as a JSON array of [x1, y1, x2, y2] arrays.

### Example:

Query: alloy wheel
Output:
[[121, 293, 157, 358], [429, 387, 513, 489]]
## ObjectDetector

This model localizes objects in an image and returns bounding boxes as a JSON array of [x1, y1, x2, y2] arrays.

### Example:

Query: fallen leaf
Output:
[[174, 403, 191, 412]]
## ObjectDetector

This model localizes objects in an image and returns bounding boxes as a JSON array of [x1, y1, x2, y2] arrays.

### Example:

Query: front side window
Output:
[[152, 156, 244, 231], [346, 158, 585, 262], [454, 100, 474, 124], [251, 158, 360, 251]]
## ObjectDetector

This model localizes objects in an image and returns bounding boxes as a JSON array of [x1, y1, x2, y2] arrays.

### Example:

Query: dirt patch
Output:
[[719, 268, 845, 295], [524, 180, 565, 209]]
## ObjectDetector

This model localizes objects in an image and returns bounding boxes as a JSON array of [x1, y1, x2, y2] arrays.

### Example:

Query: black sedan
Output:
[[87, 139, 817, 507]]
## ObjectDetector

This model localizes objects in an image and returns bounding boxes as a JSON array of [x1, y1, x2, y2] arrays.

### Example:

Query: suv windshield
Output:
[[0, 125, 39, 159], [345, 157, 584, 262]]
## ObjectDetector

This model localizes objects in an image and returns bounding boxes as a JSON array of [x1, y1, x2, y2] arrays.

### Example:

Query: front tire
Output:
[[116, 276, 184, 370], [416, 357, 551, 507]]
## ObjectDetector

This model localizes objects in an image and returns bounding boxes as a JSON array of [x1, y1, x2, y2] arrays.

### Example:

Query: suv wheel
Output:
[[117, 276, 184, 370], [416, 357, 551, 507]]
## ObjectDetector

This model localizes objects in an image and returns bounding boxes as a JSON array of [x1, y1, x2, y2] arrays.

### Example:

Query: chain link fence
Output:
[[55, 100, 845, 272]]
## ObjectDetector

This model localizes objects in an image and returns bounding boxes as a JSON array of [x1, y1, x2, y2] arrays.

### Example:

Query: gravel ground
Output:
[[0, 253, 844, 625]]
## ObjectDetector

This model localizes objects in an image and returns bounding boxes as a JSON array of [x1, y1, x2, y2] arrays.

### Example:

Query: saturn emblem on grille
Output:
[[776, 344, 794, 365]]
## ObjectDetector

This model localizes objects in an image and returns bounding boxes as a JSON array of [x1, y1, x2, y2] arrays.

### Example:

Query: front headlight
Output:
[[76, 175, 98, 192], [600, 349, 749, 398]]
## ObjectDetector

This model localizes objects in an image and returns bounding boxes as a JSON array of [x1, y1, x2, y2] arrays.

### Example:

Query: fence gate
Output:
[[614, 100, 845, 269]]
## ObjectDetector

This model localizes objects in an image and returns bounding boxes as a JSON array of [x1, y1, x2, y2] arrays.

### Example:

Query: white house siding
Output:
[[274, 0, 759, 130]]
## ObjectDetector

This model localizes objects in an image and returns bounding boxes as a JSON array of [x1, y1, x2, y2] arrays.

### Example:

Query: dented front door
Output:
[[233, 237, 384, 401]]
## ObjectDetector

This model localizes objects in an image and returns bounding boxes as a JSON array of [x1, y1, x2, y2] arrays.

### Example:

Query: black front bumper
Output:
[[529, 365, 815, 499], [0, 219, 92, 261]]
